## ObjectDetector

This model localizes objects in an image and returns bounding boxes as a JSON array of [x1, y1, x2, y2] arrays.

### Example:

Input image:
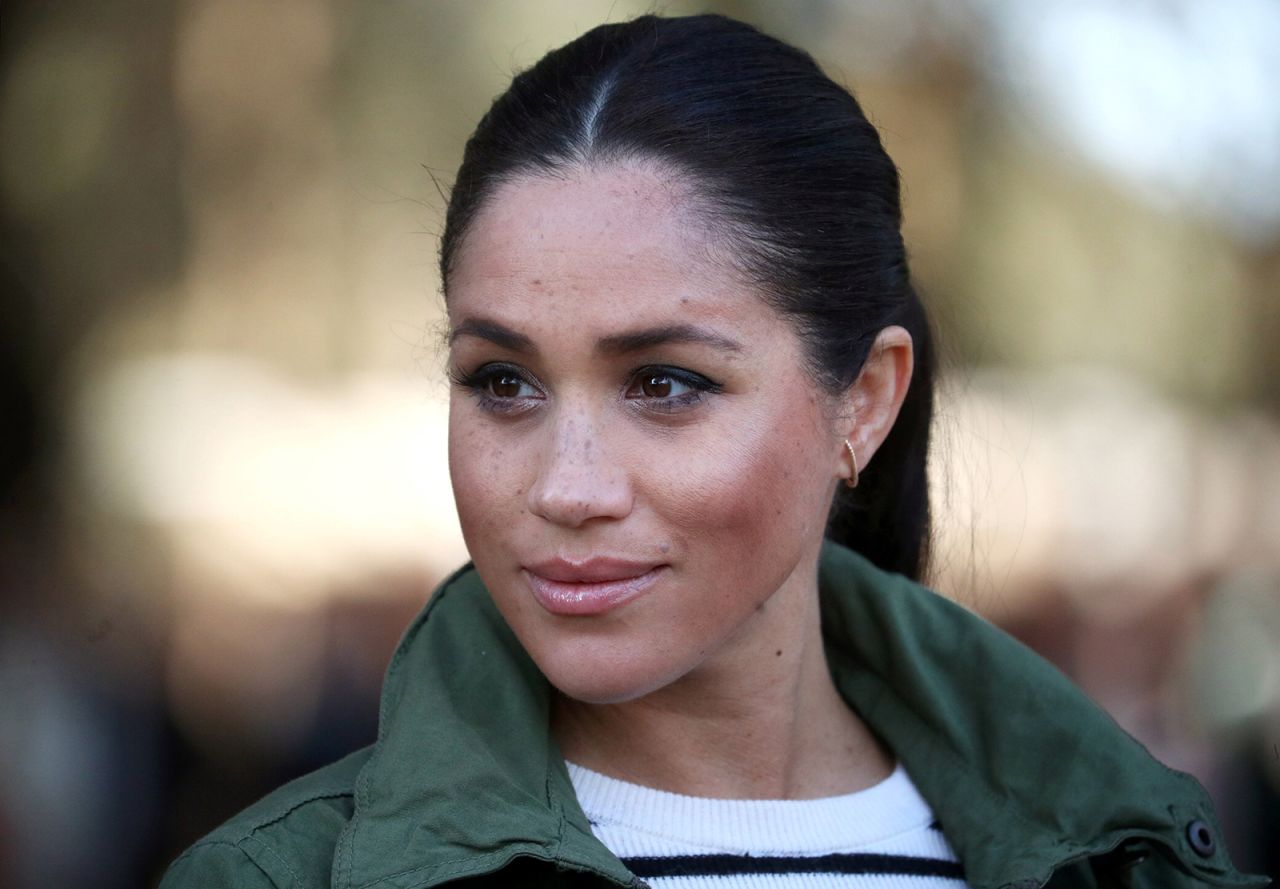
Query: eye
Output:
[[449, 362, 544, 414], [623, 365, 722, 413], [633, 372, 687, 399], [486, 370, 533, 399]]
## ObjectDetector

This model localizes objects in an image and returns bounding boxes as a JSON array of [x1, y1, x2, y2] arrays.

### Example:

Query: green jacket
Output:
[[160, 542, 1268, 889]]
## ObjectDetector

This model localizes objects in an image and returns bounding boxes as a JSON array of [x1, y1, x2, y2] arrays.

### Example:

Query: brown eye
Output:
[[640, 374, 673, 398], [489, 373, 524, 398], [623, 366, 716, 410]]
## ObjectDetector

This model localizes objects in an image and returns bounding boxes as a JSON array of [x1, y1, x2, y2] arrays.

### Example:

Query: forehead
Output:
[[445, 164, 767, 332]]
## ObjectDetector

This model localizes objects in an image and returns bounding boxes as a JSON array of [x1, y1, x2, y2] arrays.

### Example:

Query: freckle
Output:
[[531, 278, 542, 285], [515, 487, 523, 495]]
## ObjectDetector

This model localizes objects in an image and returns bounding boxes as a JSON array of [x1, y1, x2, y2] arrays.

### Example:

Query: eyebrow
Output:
[[448, 318, 537, 353], [596, 324, 743, 356], [449, 318, 743, 356]]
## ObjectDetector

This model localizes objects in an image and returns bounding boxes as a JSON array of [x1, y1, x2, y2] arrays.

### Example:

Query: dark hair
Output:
[[440, 13, 936, 581]]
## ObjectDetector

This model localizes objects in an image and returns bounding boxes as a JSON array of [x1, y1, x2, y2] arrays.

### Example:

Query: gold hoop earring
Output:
[[844, 439, 859, 489]]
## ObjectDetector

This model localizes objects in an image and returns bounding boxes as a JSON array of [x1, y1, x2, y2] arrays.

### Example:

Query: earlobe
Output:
[[840, 326, 914, 478]]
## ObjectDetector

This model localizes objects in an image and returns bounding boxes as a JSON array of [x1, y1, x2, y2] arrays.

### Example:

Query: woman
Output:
[[161, 14, 1265, 889]]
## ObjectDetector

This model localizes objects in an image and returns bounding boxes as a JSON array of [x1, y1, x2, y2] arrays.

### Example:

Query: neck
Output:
[[551, 564, 893, 800]]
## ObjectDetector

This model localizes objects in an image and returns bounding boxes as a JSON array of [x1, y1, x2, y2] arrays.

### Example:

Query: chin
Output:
[[533, 634, 691, 706]]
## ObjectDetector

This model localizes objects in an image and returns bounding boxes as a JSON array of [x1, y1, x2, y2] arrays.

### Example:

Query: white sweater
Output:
[[567, 760, 969, 888]]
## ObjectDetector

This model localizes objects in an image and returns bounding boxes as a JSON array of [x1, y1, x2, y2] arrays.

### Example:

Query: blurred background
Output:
[[1, 0, 1278, 885]]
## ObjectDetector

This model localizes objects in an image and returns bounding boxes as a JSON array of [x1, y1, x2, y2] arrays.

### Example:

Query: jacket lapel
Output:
[[331, 564, 631, 889]]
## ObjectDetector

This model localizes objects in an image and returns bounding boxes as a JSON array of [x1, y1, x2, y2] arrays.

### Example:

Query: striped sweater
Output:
[[567, 760, 969, 888]]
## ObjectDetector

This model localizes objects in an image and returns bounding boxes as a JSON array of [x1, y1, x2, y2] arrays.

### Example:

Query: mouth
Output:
[[522, 557, 666, 616]]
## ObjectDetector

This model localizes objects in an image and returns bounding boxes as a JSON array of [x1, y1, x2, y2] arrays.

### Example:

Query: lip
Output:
[[522, 557, 666, 616]]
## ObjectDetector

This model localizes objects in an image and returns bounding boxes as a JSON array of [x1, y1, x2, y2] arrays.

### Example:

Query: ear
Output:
[[837, 325, 914, 483]]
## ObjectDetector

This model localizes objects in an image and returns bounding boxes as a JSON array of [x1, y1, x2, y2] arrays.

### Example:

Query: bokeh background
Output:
[[2, 1, 1278, 886]]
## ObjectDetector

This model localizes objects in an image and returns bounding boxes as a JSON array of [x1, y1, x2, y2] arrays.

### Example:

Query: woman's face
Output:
[[446, 163, 848, 704]]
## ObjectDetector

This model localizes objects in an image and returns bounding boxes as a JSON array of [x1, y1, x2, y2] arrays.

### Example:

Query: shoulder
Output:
[[819, 542, 1272, 888], [159, 745, 372, 889], [819, 541, 1143, 778]]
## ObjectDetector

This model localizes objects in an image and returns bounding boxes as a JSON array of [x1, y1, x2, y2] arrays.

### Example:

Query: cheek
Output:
[[448, 406, 526, 545], [652, 394, 832, 568]]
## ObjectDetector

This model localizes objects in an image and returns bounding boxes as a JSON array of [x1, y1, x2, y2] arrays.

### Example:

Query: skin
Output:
[[446, 160, 914, 800]]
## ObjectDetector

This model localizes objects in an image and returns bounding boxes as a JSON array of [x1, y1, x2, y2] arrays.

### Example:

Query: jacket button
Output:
[[1186, 819, 1216, 857]]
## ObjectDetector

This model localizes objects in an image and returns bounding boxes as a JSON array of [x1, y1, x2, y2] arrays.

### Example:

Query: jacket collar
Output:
[[334, 543, 1258, 889]]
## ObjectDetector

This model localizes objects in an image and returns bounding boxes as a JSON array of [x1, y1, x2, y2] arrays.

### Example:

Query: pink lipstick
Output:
[[523, 557, 665, 616]]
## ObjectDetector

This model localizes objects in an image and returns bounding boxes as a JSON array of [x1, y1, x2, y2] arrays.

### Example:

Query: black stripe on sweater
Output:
[[621, 853, 965, 879]]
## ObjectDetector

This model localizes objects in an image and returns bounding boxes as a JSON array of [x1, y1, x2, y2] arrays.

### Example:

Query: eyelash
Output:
[[448, 363, 543, 415], [449, 363, 723, 416]]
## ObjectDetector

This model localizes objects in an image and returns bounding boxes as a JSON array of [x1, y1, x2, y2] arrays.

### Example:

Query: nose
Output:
[[527, 407, 633, 528]]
